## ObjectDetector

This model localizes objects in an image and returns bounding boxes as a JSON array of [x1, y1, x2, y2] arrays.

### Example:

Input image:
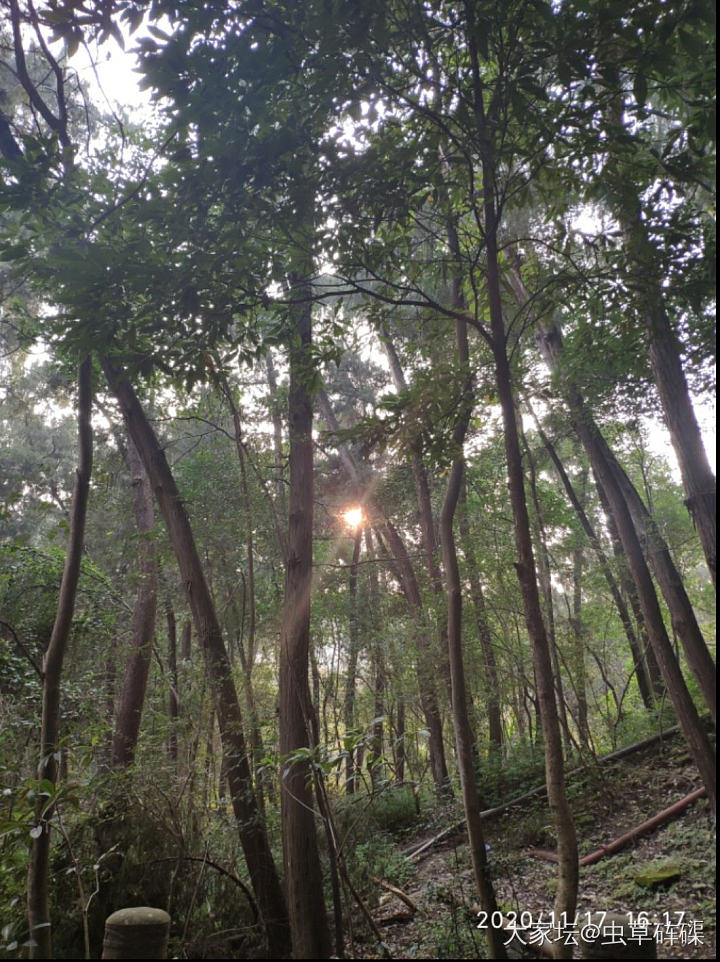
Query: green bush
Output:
[[368, 785, 422, 834]]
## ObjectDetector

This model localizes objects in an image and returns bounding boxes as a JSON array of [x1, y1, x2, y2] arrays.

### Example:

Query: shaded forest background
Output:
[[0, 0, 715, 958]]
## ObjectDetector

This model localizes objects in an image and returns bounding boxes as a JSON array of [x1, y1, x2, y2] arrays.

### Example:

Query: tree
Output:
[[27, 357, 92, 959], [110, 431, 158, 769], [1, 1, 715, 955]]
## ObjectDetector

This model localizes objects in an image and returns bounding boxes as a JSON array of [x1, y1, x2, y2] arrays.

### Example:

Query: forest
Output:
[[0, 0, 716, 959]]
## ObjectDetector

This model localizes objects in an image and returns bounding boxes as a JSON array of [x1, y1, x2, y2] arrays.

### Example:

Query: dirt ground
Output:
[[353, 731, 716, 959]]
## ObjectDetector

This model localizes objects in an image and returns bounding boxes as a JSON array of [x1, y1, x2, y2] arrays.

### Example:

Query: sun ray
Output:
[[341, 506, 364, 530]]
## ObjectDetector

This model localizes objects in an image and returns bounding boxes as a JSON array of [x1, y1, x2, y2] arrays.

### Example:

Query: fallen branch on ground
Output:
[[527, 786, 707, 867], [406, 724, 685, 861], [370, 876, 419, 915]]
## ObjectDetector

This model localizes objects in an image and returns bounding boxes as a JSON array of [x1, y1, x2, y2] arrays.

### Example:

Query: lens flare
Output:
[[341, 506, 364, 529]]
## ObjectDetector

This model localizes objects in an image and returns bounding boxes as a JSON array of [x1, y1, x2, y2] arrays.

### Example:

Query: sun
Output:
[[341, 506, 364, 530]]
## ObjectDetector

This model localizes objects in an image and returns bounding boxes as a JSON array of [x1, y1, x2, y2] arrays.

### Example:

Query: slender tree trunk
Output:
[[344, 530, 362, 794], [605, 448, 716, 722], [395, 692, 406, 784], [457, 481, 504, 752], [364, 526, 386, 789], [278, 258, 331, 958], [102, 358, 290, 957], [594, 479, 665, 700], [220, 373, 269, 811], [523, 430, 574, 755], [166, 598, 179, 764], [265, 351, 288, 552], [112, 433, 158, 768], [28, 358, 92, 960], [379, 517, 452, 794], [529, 411, 657, 710], [493, 328, 580, 939], [463, 6, 579, 937], [489, 299, 581, 944], [601, 64, 716, 586], [439, 312, 507, 958], [509, 269, 715, 723], [571, 542, 589, 747], [531, 333, 716, 810]]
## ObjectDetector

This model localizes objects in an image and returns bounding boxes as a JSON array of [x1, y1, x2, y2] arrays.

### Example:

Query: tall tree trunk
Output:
[[600, 63, 716, 586], [457, 481, 504, 752], [166, 598, 179, 765], [101, 358, 290, 957], [265, 350, 289, 553], [378, 517, 452, 794], [570, 542, 589, 747], [395, 690, 406, 784], [112, 433, 158, 768], [28, 357, 92, 960], [463, 4, 579, 937], [344, 529, 362, 794], [528, 411, 657, 710], [604, 447, 716, 722], [364, 526, 386, 789], [531, 332, 716, 810], [523, 430, 574, 755], [220, 373, 269, 811], [508, 268, 715, 724], [278, 258, 331, 958], [594, 479, 665, 700], [439, 312, 506, 959], [489, 327, 579, 946]]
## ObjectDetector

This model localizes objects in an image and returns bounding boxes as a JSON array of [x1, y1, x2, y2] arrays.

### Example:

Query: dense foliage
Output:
[[0, 0, 714, 958]]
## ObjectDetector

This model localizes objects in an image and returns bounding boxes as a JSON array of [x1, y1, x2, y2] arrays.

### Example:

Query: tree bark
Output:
[[508, 267, 715, 724], [28, 357, 92, 960], [344, 529, 362, 794], [523, 429, 574, 755], [464, 3, 579, 942], [529, 412, 657, 710], [438, 312, 506, 959], [600, 64, 716, 586], [531, 331, 716, 811], [101, 358, 290, 957], [364, 526, 386, 789], [166, 598, 179, 764], [278, 261, 331, 958], [594, 478, 665, 701], [112, 432, 158, 768], [457, 480, 504, 752]]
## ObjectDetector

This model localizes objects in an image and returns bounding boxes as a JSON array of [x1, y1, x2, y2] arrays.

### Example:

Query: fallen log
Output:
[[407, 725, 684, 861], [527, 786, 707, 867], [370, 876, 419, 915]]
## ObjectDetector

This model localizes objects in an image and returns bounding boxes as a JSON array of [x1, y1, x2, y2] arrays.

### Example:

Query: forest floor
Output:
[[351, 730, 716, 960]]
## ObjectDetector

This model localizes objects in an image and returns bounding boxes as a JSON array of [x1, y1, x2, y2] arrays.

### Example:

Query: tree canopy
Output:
[[0, 1, 715, 959]]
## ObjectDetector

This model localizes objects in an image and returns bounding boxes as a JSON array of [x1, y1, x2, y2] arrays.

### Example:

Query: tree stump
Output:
[[102, 906, 170, 959], [580, 912, 657, 960]]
